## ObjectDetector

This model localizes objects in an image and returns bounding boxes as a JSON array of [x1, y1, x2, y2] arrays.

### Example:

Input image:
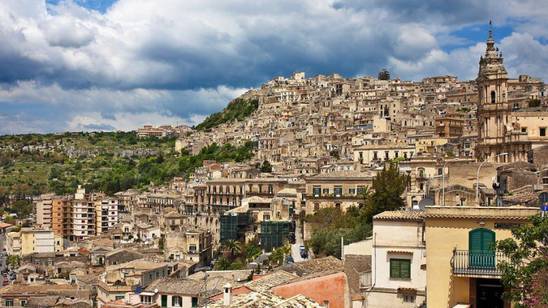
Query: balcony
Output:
[[451, 249, 508, 278]]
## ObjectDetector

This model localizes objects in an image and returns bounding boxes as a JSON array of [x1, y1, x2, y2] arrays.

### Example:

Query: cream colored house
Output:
[[354, 144, 416, 165], [368, 211, 426, 308], [305, 171, 373, 214]]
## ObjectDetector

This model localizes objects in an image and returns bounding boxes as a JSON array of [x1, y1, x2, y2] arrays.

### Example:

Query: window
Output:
[[390, 259, 411, 279], [172, 296, 182, 307], [192, 297, 199, 307], [521, 127, 527, 133], [313, 186, 321, 197], [20, 300, 28, 307], [4, 300, 13, 307], [322, 188, 329, 195], [403, 295, 415, 303], [141, 296, 152, 304], [334, 186, 342, 197], [349, 188, 356, 195], [540, 127, 546, 137], [115, 296, 124, 301], [490, 90, 496, 103]]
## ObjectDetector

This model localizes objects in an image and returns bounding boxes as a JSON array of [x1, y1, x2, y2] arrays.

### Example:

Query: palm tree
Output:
[[268, 242, 291, 266], [224, 240, 242, 259]]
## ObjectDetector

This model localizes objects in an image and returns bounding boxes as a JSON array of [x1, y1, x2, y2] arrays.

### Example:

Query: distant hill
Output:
[[195, 98, 259, 131]]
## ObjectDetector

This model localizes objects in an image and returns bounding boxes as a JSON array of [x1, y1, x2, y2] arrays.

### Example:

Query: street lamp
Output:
[[476, 153, 508, 205]]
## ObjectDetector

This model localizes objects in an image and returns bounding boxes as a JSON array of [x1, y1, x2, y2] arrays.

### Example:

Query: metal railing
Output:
[[451, 249, 508, 277]]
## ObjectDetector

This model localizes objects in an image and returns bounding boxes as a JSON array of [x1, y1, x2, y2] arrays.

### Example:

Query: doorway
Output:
[[476, 279, 504, 308]]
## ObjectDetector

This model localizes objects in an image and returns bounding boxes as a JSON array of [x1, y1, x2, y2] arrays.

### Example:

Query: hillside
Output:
[[0, 131, 255, 203], [195, 98, 259, 131]]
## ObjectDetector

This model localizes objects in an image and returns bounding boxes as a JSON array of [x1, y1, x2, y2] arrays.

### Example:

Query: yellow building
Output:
[[425, 206, 538, 308], [12, 228, 57, 256]]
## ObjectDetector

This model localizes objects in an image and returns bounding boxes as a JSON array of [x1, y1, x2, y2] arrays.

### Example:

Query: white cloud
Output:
[[67, 112, 189, 131], [0, 0, 547, 133]]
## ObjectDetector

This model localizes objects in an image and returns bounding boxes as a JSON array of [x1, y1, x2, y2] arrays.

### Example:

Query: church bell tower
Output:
[[475, 21, 530, 163]]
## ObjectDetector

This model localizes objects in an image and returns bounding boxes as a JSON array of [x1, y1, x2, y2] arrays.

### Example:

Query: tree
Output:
[[214, 256, 231, 270], [362, 163, 408, 223], [10, 200, 33, 219], [497, 214, 548, 307], [223, 240, 242, 259], [7, 255, 20, 269], [269, 242, 291, 266], [243, 243, 262, 262], [259, 160, 272, 173], [306, 164, 407, 258]]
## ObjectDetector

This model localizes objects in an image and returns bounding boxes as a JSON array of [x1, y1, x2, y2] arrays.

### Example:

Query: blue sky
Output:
[[47, 0, 115, 13], [0, 0, 547, 134]]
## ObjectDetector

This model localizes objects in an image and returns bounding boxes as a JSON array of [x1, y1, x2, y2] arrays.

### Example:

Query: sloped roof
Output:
[[373, 210, 424, 222], [281, 256, 343, 276]]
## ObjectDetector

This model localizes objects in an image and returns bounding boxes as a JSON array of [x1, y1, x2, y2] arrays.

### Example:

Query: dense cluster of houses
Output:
[[0, 26, 546, 308]]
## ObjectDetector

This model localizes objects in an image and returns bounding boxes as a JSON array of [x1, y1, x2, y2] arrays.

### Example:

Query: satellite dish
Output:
[[134, 285, 142, 294]]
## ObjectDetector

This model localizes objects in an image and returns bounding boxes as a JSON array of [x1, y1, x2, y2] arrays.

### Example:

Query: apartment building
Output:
[[6, 228, 62, 256], [52, 197, 70, 237], [96, 198, 119, 235], [34, 193, 54, 229], [354, 144, 416, 165], [305, 171, 373, 214], [72, 196, 96, 241], [205, 178, 288, 209]]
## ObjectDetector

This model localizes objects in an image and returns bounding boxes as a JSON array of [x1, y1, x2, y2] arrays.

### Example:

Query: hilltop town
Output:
[[0, 27, 547, 308]]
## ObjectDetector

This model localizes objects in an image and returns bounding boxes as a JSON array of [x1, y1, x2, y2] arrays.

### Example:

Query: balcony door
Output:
[[469, 228, 495, 268]]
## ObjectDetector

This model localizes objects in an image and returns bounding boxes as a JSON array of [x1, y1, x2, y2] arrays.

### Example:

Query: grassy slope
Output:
[[195, 98, 259, 131], [0, 132, 255, 198]]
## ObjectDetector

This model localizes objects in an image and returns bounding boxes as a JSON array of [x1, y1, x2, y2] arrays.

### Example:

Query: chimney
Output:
[[223, 283, 232, 306]]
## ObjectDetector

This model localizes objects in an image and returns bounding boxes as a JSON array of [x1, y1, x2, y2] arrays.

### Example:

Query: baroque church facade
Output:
[[475, 22, 533, 163]]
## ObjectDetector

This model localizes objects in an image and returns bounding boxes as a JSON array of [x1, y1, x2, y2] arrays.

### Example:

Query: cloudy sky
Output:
[[0, 0, 547, 134]]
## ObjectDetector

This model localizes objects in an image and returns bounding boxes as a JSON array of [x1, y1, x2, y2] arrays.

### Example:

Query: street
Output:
[[290, 215, 309, 262]]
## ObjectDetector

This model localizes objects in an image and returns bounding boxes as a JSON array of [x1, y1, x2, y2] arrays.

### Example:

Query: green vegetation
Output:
[[196, 98, 259, 131], [214, 240, 262, 270], [307, 207, 371, 258], [259, 160, 272, 173], [7, 255, 20, 268], [307, 163, 408, 257], [497, 214, 548, 307], [0, 132, 255, 199], [4, 200, 33, 219], [268, 242, 291, 266]]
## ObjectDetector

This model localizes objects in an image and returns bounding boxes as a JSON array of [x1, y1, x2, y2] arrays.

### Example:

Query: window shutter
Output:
[[401, 260, 410, 278], [469, 229, 483, 252], [482, 229, 496, 251], [390, 260, 400, 278]]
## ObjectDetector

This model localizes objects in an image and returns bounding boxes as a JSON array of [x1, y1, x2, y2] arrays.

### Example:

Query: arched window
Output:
[[490, 90, 496, 103]]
